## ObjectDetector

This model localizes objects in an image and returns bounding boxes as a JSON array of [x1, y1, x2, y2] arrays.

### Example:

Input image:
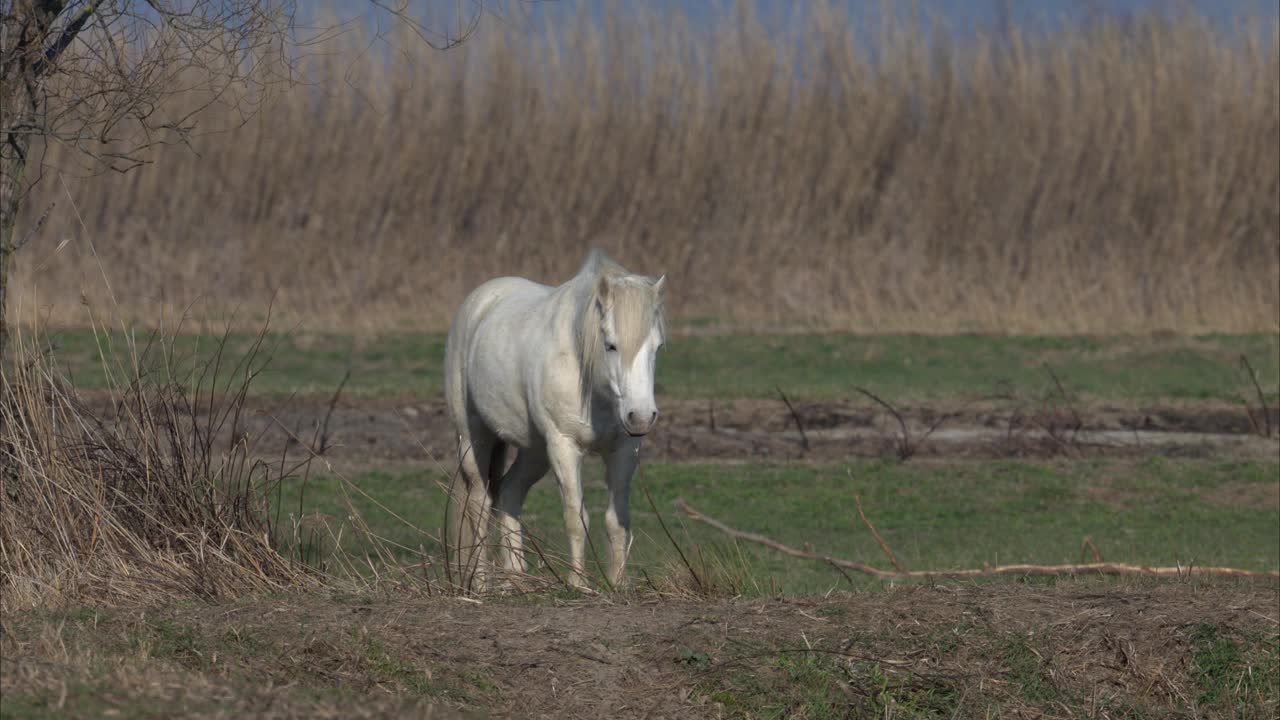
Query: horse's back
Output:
[[445, 276, 555, 442], [448, 276, 550, 345]]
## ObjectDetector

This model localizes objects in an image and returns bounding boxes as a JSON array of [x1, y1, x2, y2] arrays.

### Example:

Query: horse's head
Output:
[[588, 271, 666, 436]]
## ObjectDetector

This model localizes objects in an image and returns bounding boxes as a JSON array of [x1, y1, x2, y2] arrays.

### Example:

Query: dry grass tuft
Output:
[[0, 325, 316, 611], [10, 2, 1278, 334]]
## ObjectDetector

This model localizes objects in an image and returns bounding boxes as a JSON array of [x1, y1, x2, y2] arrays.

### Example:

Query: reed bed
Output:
[[10, 2, 1278, 334]]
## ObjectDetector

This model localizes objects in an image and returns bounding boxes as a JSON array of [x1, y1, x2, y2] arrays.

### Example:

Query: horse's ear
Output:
[[596, 273, 612, 312], [652, 274, 666, 297]]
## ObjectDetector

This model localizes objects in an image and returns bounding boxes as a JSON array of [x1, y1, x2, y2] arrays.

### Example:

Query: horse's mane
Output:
[[573, 249, 666, 403]]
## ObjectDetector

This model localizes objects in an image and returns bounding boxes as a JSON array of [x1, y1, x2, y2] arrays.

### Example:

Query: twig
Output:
[[1240, 354, 1273, 438], [673, 499, 1280, 581], [1042, 361, 1082, 429], [524, 530, 571, 591], [850, 483, 906, 572], [775, 387, 809, 452], [1081, 536, 1103, 563], [855, 386, 913, 460], [918, 407, 961, 446], [644, 483, 704, 593], [316, 368, 350, 455], [12, 201, 55, 252], [1041, 361, 1083, 448]]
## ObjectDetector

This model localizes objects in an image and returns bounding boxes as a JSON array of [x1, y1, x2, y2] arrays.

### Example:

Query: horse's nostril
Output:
[[626, 411, 637, 425], [650, 411, 658, 423]]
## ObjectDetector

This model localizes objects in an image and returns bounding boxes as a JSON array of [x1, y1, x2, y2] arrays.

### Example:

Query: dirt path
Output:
[[147, 396, 1280, 466], [4, 581, 1277, 718]]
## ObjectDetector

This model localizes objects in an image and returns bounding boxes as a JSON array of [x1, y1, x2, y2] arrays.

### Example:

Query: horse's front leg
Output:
[[604, 436, 641, 588], [494, 448, 549, 579], [547, 434, 590, 590]]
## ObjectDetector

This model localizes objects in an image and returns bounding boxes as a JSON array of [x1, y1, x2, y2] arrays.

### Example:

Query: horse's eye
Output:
[[605, 343, 618, 353]]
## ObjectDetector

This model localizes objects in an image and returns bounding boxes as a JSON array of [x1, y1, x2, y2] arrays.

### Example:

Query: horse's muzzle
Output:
[[623, 409, 659, 436]]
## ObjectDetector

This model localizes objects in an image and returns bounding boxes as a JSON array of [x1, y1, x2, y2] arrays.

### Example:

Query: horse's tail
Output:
[[486, 441, 508, 502]]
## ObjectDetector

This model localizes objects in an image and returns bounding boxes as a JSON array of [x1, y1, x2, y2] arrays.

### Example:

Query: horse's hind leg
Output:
[[494, 447, 549, 578], [451, 423, 499, 592]]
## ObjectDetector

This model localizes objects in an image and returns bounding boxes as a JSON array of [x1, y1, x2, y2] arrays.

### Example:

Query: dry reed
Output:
[[9, 2, 1279, 334]]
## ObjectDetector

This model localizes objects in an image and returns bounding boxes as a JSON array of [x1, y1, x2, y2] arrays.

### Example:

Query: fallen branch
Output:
[[672, 499, 1280, 581]]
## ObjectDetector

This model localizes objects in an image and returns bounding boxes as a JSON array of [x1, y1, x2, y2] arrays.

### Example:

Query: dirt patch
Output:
[[77, 394, 1276, 466], [4, 581, 1277, 718]]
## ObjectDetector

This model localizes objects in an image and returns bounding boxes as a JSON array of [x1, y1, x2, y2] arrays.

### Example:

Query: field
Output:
[[3, 328, 1278, 718], [3, 2, 1279, 717]]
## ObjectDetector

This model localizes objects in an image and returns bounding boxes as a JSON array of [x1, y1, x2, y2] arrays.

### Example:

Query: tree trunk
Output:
[[0, 139, 27, 372], [2, 1, 61, 373]]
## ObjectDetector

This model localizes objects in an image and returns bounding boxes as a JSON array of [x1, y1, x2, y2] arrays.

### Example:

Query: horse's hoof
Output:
[[566, 575, 596, 595], [496, 573, 535, 594]]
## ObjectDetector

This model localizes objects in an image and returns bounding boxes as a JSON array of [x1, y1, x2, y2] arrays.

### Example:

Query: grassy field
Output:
[[5, 328, 1279, 719], [280, 457, 1280, 594], [4, 2, 1278, 714], [38, 327, 1280, 403]]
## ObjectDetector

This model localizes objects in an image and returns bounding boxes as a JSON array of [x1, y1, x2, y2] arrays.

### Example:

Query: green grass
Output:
[[685, 621, 1280, 718], [34, 328, 1280, 403], [695, 652, 962, 719], [1189, 624, 1280, 713], [273, 458, 1280, 594]]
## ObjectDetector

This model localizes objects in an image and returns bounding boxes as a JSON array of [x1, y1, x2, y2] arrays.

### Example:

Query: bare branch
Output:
[[11, 200, 53, 251], [32, 0, 104, 77], [775, 386, 809, 452], [1240, 354, 1273, 438], [855, 386, 914, 460]]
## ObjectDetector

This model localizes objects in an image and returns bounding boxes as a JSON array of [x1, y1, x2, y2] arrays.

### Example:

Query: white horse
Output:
[[444, 249, 666, 590]]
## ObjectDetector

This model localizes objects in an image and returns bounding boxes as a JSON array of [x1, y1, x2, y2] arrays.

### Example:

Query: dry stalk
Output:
[[644, 483, 705, 594]]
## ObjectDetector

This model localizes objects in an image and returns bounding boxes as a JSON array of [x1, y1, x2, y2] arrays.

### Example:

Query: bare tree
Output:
[[0, 0, 484, 359]]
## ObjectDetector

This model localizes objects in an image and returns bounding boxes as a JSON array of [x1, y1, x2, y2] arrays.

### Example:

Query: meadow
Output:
[[37, 326, 1280, 403], [3, 2, 1279, 717], [3, 325, 1278, 718]]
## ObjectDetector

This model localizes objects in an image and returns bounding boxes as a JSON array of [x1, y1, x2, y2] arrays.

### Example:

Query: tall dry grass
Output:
[[10, 2, 1279, 334], [0, 325, 317, 610]]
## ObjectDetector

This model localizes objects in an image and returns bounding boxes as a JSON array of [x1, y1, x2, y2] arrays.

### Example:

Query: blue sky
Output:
[[324, 0, 1277, 69], [468, 0, 1276, 34], [343, 1, 1278, 39]]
